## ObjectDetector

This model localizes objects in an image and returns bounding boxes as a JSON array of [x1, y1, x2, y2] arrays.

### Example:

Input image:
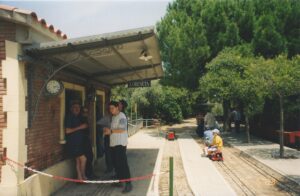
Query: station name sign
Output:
[[128, 80, 151, 88]]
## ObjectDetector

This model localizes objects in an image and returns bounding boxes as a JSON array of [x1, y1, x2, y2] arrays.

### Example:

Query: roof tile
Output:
[[0, 4, 67, 39]]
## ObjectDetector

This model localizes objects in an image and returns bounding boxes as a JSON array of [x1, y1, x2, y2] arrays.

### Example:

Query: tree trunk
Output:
[[245, 115, 250, 143], [279, 95, 284, 158], [222, 100, 230, 132]]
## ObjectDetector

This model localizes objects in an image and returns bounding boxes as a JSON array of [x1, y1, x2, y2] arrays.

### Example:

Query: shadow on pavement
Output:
[[244, 148, 300, 160], [222, 132, 274, 146], [221, 132, 300, 160]]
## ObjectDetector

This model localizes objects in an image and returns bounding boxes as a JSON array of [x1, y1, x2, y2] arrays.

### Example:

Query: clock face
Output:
[[46, 80, 63, 95]]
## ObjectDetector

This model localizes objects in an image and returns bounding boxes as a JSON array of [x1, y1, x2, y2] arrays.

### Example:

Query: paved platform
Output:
[[178, 134, 237, 196], [222, 132, 300, 185], [53, 128, 164, 196], [56, 120, 300, 196]]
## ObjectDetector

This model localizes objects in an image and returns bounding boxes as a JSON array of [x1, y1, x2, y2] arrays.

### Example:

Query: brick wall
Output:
[[0, 20, 16, 42], [25, 63, 109, 178], [25, 65, 64, 176], [0, 20, 16, 182], [0, 19, 110, 180]]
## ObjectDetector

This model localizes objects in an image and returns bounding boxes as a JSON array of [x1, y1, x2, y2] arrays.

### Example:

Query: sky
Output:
[[1, 0, 172, 38]]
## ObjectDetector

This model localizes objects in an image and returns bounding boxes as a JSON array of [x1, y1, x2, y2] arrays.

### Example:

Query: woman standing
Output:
[[65, 101, 88, 180]]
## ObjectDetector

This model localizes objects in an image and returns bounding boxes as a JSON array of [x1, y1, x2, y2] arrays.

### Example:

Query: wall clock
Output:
[[45, 80, 64, 96]]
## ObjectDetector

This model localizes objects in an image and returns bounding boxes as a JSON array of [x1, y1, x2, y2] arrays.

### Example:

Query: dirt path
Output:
[[159, 139, 194, 196]]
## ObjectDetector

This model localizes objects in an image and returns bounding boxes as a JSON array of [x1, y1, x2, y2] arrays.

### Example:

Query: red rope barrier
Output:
[[3, 156, 159, 184]]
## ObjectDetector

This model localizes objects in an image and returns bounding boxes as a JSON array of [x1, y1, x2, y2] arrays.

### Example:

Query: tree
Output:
[[157, 0, 299, 89], [239, 58, 267, 142], [157, 1, 210, 89], [200, 45, 271, 142], [253, 14, 286, 58], [248, 55, 300, 157], [200, 45, 255, 134], [285, 0, 300, 57]]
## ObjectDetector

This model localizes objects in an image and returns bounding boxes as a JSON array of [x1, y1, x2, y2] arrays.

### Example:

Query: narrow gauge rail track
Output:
[[193, 136, 300, 196]]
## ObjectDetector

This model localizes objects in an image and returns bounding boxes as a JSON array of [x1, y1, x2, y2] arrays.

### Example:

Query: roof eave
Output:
[[0, 7, 66, 41]]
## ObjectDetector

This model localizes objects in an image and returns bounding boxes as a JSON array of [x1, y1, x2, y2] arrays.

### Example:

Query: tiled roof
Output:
[[0, 4, 67, 39]]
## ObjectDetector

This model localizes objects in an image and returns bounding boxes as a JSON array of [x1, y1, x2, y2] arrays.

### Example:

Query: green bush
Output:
[[160, 95, 183, 123], [111, 81, 186, 123]]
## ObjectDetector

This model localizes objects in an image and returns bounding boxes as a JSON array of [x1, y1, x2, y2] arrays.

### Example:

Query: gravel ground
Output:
[[159, 123, 194, 196]]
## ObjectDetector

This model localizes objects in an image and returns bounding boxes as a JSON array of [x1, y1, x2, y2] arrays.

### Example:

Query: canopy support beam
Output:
[[67, 43, 128, 83], [91, 63, 161, 77]]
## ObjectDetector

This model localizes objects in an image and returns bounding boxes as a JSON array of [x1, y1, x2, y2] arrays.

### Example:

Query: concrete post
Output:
[[0, 40, 28, 196]]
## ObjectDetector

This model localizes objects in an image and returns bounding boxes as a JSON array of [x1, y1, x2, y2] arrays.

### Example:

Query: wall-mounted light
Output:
[[139, 49, 153, 61]]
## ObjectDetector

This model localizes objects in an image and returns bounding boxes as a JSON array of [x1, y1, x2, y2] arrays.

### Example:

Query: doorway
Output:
[[65, 89, 83, 117]]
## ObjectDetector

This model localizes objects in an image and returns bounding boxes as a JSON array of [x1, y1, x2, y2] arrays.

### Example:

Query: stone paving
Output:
[[222, 131, 300, 185]]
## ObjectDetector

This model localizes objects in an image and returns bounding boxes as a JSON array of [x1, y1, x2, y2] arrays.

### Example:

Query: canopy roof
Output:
[[25, 26, 163, 86]]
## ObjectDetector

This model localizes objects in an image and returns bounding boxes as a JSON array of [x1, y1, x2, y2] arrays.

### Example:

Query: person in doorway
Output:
[[95, 104, 105, 159], [65, 101, 88, 180], [82, 106, 94, 179], [104, 101, 132, 193], [97, 110, 114, 173], [232, 108, 241, 133]]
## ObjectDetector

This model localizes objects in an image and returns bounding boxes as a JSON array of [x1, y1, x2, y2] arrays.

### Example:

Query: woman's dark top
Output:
[[65, 114, 88, 158]]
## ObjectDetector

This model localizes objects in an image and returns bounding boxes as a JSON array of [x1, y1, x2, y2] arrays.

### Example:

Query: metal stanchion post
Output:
[[169, 156, 174, 196]]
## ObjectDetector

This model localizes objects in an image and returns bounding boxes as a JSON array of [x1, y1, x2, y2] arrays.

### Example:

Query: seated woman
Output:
[[204, 129, 223, 157]]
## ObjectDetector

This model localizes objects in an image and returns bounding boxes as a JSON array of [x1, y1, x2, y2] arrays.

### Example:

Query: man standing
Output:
[[204, 111, 216, 130], [232, 108, 241, 133], [104, 101, 132, 193], [196, 112, 205, 137]]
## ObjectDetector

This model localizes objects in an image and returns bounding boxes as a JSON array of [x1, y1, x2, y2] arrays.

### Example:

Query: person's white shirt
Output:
[[110, 112, 128, 147], [204, 112, 216, 128]]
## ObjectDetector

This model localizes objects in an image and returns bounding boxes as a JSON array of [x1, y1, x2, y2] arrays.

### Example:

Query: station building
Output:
[[0, 5, 163, 195]]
